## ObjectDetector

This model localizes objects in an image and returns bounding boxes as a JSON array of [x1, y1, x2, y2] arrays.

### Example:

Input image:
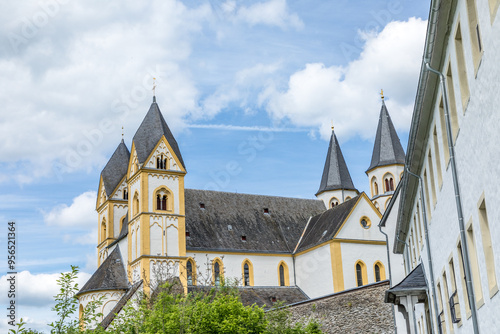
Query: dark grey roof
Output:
[[77, 247, 129, 296], [316, 130, 357, 195], [295, 196, 359, 253], [132, 97, 185, 169], [185, 189, 325, 253], [367, 101, 405, 172], [101, 140, 130, 197], [99, 280, 143, 330], [187, 286, 308, 309], [385, 264, 427, 304]]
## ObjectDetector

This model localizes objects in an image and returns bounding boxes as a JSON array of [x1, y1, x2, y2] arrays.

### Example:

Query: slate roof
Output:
[[187, 286, 308, 309], [367, 101, 405, 172], [132, 97, 185, 169], [185, 189, 326, 253], [99, 280, 143, 330], [101, 140, 130, 197], [295, 196, 359, 253], [77, 247, 129, 296], [317, 130, 357, 195], [385, 264, 427, 304], [108, 213, 129, 248]]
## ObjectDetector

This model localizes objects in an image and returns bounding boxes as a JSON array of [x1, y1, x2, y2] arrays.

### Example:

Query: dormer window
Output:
[[156, 154, 168, 170], [199, 203, 205, 209], [241, 235, 247, 242], [263, 208, 269, 214]]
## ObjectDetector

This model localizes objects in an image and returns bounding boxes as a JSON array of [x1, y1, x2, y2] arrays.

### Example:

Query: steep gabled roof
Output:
[[77, 247, 129, 296], [316, 130, 357, 195], [367, 101, 405, 172], [132, 97, 185, 169], [295, 196, 359, 253], [101, 140, 130, 197], [184, 189, 325, 253]]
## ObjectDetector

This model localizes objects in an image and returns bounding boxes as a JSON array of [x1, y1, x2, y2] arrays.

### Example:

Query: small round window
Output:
[[360, 217, 371, 229]]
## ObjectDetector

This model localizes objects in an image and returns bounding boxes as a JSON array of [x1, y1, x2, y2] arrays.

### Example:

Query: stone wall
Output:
[[286, 281, 394, 334]]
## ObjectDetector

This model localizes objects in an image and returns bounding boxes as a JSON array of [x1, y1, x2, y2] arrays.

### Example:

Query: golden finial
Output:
[[331, 120, 334, 131], [152, 77, 156, 96], [380, 89, 384, 100]]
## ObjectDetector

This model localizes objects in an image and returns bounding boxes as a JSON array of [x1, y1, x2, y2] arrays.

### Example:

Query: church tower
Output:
[[366, 97, 405, 213], [316, 128, 358, 208], [96, 139, 130, 266], [126, 96, 187, 289]]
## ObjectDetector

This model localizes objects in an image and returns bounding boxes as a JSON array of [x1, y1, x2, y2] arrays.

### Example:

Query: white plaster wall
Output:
[[78, 290, 125, 328], [186, 252, 294, 288], [117, 239, 128, 272], [148, 174, 180, 214], [316, 189, 358, 209], [148, 215, 179, 256], [145, 140, 181, 172], [397, 1, 500, 333], [335, 196, 385, 242], [340, 242, 387, 290], [294, 244, 334, 298], [113, 204, 128, 238]]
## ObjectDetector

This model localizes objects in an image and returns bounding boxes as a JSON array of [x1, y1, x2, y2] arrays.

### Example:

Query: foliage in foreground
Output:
[[10, 266, 322, 334]]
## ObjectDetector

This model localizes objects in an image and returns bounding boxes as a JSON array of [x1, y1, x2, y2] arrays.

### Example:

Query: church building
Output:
[[76, 94, 406, 327]]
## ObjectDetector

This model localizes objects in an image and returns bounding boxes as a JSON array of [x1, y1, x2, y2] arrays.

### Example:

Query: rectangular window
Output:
[[437, 281, 447, 334], [457, 242, 471, 315], [466, 222, 484, 306], [445, 64, 460, 140], [466, 0, 482, 72], [442, 271, 454, 333], [433, 127, 443, 188], [439, 97, 451, 165], [411, 227, 418, 262], [478, 199, 498, 297], [454, 22, 470, 112], [449, 257, 462, 324], [423, 170, 432, 220], [417, 203, 423, 249], [428, 150, 438, 207]]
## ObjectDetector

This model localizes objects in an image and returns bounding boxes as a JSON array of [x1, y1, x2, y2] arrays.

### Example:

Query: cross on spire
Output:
[[152, 77, 156, 97], [380, 89, 384, 100]]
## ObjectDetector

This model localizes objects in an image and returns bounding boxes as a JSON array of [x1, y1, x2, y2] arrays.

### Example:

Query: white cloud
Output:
[[221, 0, 303, 30], [264, 17, 427, 140], [43, 191, 97, 227]]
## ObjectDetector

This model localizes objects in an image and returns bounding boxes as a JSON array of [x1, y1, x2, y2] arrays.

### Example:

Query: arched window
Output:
[[242, 260, 253, 286], [371, 177, 379, 196], [214, 262, 221, 286], [155, 188, 171, 211], [187, 259, 195, 286], [383, 173, 395, 192], [345, 196, 351, 201], [133, 193, 139, 216], [374, 201, 379, 210], [330, 197, 339, 208], [123, 189, 128, 200], [156, 154, 168, 170], [374, 261, 386, 282], [101, 219, 106, 242], [355, 261, 367, 287], [277, 261, 290, 286]]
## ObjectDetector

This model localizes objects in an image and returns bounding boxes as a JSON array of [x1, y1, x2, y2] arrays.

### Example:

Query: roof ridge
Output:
[[185, 188, 322, 202]]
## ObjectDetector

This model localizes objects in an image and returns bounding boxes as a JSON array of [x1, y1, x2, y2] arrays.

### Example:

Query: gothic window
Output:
[[383, 173, 395, 192], [155, 188, 171, 211], [355, 261, 367, 287], [123, 189, 128, 200], [214, 261, 221, 286], [375, 264, 381, 282], [374, 262, 385, 282], [371, 177, 379, 196], [242, 260, 253, 286], [133, 193, 139, 216], [187, 260, 193, 286], [279, 265, 285, 286], [330, 197, 339, 208], [101, 219, 107, 242], [156, 154, 168, 170]]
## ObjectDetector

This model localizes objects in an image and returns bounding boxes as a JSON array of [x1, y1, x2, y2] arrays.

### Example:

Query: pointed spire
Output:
[[101, 140, 130, 196], [316, 129, 357, 195], [132, 99, 185, 169], [367, 100, 405, 173]]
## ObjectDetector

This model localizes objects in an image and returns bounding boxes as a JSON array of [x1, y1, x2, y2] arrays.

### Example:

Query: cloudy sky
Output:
[[0, 0, 430, 331]]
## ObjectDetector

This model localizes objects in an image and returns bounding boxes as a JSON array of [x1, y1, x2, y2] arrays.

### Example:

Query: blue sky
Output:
[[0, 0, 429, 331]]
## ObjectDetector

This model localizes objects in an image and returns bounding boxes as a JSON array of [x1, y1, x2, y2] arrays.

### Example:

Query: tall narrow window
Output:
[[457, 242, 471, 313], [279, 265, 285, 286], [371, 177, 379, 197], [385, 179, 390, 192], [439, 97, 451, 165], [133, 193, 139, 216], [156, 155, 168, 170], [478, 199, 498, 296], [101, 219, 106, 242], [214, 261, 220, 286], [389, 178, 394, 191], [244, 263, 250, 286], [355, 261, 367, 286], [466, 0, 482, 71], [374, 264, 381, 282], [437, 282, 447, 334], [416, 203, 423, 248], [428, 151, 437, 207], [123, 189, 128, 200], [466, 222, 484, 304], [433, 127, 443, 188], [423, 170, 432, 220], [155, 189, 170, 211], [374, 262, 386, 282], [455, 23, 470, 112], [442, 271, 454, 331], [187, 260, 193, 286], [445, 65, 460, 140], [449, 258, 462, 323]]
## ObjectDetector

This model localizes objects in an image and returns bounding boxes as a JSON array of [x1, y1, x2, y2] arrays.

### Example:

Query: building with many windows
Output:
[[76, 94, 406, 327], [384, 0, 500, 333]]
